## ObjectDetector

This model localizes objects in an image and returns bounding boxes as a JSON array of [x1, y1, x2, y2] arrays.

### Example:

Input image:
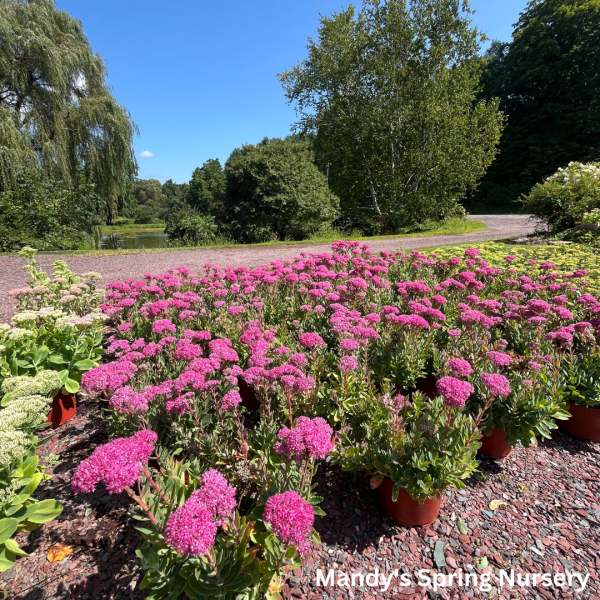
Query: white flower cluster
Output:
[[0, 372, 61, 469], [2, 370, 62, 399], [0, 394, 52, 435], [7, 328, 36, 341], [547, 162, 600, 184], [0, 430, 33, 469]]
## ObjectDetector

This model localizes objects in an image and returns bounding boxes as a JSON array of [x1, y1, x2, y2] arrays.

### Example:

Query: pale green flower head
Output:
[[0, 430, 32, 468], [1, 371, 62, 399], [11, 311, 39, 330], [7, 328, 36, 341]]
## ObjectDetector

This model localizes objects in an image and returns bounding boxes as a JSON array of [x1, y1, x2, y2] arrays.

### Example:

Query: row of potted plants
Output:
[[68, 242, 600, 597]]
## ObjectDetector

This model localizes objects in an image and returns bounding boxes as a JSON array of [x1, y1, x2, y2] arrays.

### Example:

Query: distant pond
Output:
[[100, 232, 169, 250]]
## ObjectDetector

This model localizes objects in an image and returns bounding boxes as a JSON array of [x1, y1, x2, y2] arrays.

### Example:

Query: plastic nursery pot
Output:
[[377, 478, 441, 527], [237, 377, 261, 411], [45, 391, 77, 429], [478, 427, 513, 459], [558, 403, 600, 443]]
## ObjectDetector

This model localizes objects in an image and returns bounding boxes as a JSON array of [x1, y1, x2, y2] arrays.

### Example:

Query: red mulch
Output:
[[2, 398, 598, 600]]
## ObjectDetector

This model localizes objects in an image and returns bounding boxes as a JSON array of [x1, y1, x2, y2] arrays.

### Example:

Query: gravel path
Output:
[[1, 393, 598, 600], [0, 215, 536, 323]]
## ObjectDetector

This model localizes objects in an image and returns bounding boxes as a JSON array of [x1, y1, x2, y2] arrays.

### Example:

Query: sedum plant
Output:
[[336, 390, 481, 503], [0, 372, 64, 572]]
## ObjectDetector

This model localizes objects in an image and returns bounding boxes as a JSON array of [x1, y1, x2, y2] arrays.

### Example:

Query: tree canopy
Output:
[[0, 0, 138, 221], [223, 138, 340, 243], [474, 0, 600, 209], [279, 0, 503, 231]]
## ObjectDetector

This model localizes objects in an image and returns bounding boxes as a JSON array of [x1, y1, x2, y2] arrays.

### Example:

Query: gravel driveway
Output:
[[0, 215, 536, 323]]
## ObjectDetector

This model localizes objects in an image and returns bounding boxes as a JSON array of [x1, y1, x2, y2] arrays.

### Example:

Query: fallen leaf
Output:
[[475, 556, 489, 571], [489, 499, 507, 511], [47, 543, 73, 562], [457, 517, 468, 535]]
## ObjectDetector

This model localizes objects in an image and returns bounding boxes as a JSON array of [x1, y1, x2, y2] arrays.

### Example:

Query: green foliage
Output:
[[0, 168, 100, 252], [166, 215, 219, 246], [279, 0, 503, 230], [186, 159, 226, 217], [523, 162, 600, 232], [0, 448, 63, 572], [0, 0, 137, 219], [224, 138, 340, 242], [336, 393, 480, 503], [474, 0, 600, 209]]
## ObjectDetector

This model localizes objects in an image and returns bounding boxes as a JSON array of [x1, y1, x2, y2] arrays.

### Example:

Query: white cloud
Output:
[[139, 150, 154, 159]]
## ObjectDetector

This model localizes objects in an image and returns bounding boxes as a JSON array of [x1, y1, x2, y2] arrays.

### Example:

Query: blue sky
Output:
[[57, 0, 526, 184]]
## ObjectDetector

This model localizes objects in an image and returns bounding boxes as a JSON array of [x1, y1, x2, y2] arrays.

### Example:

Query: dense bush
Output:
[[224, 138, 340, 243], [0, 169, 101, 252], [165, 214, 219, 246], [523, 162, 600, 232]]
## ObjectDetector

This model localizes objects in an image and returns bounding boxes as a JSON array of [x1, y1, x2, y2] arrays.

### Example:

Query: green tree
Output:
[[0, 168, 99, 251], [185, 159, 226, 216], [278, 0, 503, 230], [475, 0, 600, 209], [0, 0, 138, 221], [223, 138, 340, 242]]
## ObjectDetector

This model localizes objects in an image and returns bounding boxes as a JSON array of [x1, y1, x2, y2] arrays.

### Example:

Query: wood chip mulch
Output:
[[1, 398, 598, 600]]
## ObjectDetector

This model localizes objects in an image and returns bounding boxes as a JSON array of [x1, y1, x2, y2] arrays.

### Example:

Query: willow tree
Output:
[[0, 0, 137, 222], [279, 0, 504, 231]]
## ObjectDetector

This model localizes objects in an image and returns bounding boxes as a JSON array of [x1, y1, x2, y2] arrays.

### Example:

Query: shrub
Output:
[[523, 162, 600, 232], [224, 138, 340, 243], [166, 214, 219, 246], [0, 169, 100, 252]]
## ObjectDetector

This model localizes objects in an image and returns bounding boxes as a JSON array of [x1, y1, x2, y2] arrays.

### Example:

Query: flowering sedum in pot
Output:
[[336, 390, 481, 503], [71, 418, 332, 600]]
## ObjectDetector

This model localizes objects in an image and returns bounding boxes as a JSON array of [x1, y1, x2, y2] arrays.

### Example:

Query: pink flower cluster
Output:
[[72, 430, 157, 494], [274, 417, 334, 461], [263, 491, 314, 553], [164, 469, 236, 557], [436, 376, 475, 407], [481, 373, 511, 397]]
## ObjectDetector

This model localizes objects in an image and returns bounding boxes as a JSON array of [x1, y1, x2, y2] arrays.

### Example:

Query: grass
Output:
[[1, 217, 487, 258]]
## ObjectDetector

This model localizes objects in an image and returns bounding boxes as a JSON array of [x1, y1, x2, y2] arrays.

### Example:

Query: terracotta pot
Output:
[[478, 427, 513, 458], [45, 391, 77, 429], [415, 374, 437, 400], [237, 377, 261, 410], [377, 478, 441, 527], [558, 403, 600, 443]]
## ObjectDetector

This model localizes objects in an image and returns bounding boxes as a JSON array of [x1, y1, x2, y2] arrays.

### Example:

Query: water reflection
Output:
[[100, 232, 169, 250]]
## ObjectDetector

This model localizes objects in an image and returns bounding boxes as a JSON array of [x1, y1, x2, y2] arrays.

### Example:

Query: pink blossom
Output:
[[486, 351, 512, 368], [82, 361, 138, 394], [298, 332, 326, 349], [165, 498, 216, 557], [192, 469, 236, 525], [264, 491, 314, 553], [72, 431, 157, 494], [340, 356, 359, 372], [274, 416, 333, 461], [109, 386, 149, 415], [436, 377, 474, 407], [221, 390, 242, 411], [166, 392, 195, 415], [152, 319, 177, 335], [480, 373, 511, 397], [448, 359, 473, 379]]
